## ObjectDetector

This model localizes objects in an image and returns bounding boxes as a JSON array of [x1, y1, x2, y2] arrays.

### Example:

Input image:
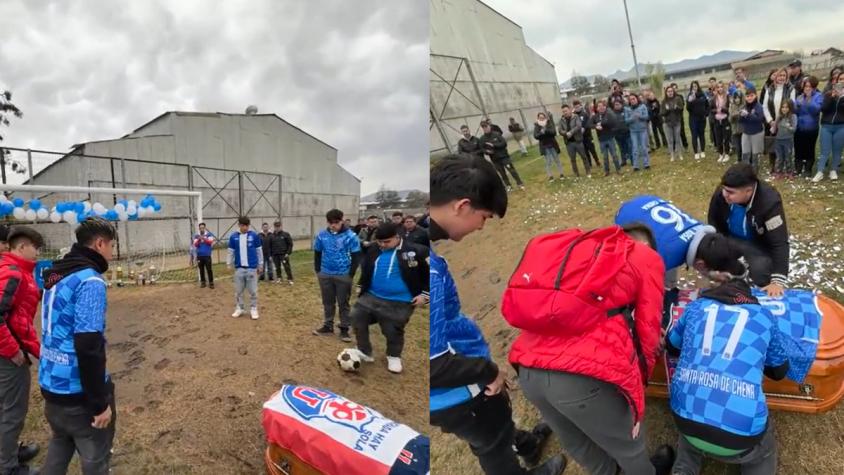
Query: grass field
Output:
[[20, 250, 430, 474], [430, 140, 844, 474]]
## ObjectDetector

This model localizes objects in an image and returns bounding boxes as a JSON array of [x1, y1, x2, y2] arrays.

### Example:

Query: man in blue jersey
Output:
[[429, 156, 563, 475], [38, 217, 117, 475], [666, 236, 789, 474], [191, 222, 216, 289], [228, 217, 263, 320], [312, 209, 361, 343]]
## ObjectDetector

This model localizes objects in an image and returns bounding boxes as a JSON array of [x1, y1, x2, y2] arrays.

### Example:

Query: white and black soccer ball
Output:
[[337, 348, 362, 372]]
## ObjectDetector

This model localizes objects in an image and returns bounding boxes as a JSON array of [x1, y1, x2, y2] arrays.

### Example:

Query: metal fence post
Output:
[[518, 108, 534, 146], [463, 59, 488, 118], [120, 158, 132, 266], [429, 109, 453, 154]]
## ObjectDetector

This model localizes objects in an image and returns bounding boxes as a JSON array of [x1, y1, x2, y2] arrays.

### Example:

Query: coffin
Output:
[[647, 291, 844, 413]]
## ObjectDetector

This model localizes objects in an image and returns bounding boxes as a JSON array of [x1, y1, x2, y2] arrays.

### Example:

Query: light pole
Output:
[[622, 0, 642, 89]]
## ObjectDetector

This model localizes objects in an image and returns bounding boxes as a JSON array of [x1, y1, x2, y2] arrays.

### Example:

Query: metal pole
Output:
[[463, 59, 488, 118], [429, 109, 453, 154], [0, 184, 201, 198], [26, 149, 33, 183], [518, 109, 534, 146], [120, 158, 132, 266], [623, 0, 642, 89]]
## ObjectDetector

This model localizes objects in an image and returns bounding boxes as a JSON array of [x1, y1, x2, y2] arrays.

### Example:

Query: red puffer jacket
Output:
[[508, 239, 664, 423], [0, 252, 41, 359]]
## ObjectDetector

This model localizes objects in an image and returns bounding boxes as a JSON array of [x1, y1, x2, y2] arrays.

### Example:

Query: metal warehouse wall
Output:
[[430, 0, 561, 156]]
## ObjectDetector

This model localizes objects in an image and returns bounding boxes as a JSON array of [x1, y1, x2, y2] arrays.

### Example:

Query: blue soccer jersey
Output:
[[667, 297, 788, 438]]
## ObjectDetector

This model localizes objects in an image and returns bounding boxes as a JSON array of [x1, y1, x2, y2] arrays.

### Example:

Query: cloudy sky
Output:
[[0, 0, 428, 195], [484, 0, 844, 80]]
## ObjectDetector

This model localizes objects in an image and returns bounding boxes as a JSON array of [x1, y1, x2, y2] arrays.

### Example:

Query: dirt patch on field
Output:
[[22, 253, 429, 474]]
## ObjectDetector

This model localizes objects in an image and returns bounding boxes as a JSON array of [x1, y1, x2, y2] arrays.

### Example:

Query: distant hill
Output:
[[561, 50, 757, 88], [361, 189, 425, 202]]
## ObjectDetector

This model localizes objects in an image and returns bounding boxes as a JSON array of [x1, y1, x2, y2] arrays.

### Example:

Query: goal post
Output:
[[0, 183, 216, 285]]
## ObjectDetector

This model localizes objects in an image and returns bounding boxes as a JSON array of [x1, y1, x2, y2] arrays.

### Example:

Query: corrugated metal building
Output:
[[25, 111, 360, 254], [430, 0, 560, 156]]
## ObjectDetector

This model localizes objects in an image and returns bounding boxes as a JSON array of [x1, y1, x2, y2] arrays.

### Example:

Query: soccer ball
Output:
[[337, 349, 361, 372]]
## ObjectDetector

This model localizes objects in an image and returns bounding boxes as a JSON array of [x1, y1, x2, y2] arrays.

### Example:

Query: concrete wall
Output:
[[430, 0, 560, 155], [26, 113, 360, 255]]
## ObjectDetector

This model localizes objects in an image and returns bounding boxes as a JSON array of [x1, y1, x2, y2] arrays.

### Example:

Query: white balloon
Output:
[[93, 202, 107, 214], [12, 208, 26, 220], [127, 200, 137, 208], [37, 208, 49, 220], [25, 209, 37, 221], [50, 211, 62, 223], [118, 212, 129, 222], [114, 203, 125, 214], [62, 210, 76, 223], [127, 205, 137, 215], [83, 202, 92, 213]]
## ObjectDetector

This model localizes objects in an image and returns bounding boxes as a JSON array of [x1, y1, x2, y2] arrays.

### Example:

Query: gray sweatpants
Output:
[[351, 293, 415, 357], [0, 358, 30, 472], [519, 367, 654, 475], [672, 425, 777, 475], [318, 273, 353, 330], [233, 267, 258, 310]]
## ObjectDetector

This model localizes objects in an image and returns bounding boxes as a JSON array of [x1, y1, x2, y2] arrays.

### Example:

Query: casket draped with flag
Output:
[[649, 289, 844, 413], [262, 385, 430, 475]]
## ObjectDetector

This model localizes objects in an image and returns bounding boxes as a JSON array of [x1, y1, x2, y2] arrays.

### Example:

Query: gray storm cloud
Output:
[[0, 0, 428, 194]]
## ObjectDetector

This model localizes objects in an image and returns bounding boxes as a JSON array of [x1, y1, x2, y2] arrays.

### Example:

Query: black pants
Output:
[[42, 388, 116, 475], [709, 115, 717, 146], [713, 118, 730, 155], [732, 133, 743, 162], [431, 393, 539, 475], [689, 115, 707, 153], [0, 359, 29, 473], [197, 255, 213, 284], [583, 130, 601, 166], [650, 120, 666, 148], [794, 128, 819, 176], [729, 238, 773, 287], [352, 293, 414, 357], [679, 115, 689, 148], [272, 254, 294, 281], [492, 158, 524, 187]]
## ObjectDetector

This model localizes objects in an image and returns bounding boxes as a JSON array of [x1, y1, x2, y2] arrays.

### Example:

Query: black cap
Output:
[[374, 222, 399, 240], [789, 59, 802, 67]]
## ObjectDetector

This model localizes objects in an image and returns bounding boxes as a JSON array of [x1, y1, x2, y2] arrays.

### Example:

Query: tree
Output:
[[645, 62, 666, 94], [375, 186, 402, 208], [570, 69, 591, 95], [403, 190, 429, 208], [592, 75, 611, 93], [0, 90, 25, 184]]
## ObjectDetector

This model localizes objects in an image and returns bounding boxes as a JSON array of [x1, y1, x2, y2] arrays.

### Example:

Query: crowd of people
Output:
[[429, 152, 799, 474], [456, 61, 844, 185]]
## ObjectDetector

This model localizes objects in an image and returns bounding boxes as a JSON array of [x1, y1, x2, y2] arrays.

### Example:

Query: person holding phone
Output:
[[813, 71, 844, 182]]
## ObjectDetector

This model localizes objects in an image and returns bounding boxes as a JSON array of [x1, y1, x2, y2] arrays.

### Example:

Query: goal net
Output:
[[0, 184, 221, 286]]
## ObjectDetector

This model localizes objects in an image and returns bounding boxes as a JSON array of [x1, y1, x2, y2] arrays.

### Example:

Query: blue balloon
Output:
[[12, 198, 24, 208], [105, 210, 119, 221], [57, 202, 66, 213], [29, 199, 41, 210], [0, 202, 12, 216], [75, 202, 84, 214], [152, 202, 161, 212]]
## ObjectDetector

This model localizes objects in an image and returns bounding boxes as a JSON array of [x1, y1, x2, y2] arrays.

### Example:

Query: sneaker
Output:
[[670, 156, 675, 162], [700, 152, 706, 159], [209, 283, 214, 289], [633, 168, 640, 172], [526, 455, 566, 475], [355, 349, 375, 363], [17, 443, 39, 464], [558, 174, 564, 180], [518, 422, 553, 466], [231, 307, 244, 318], [8, 465, 38, 475], [678, 155, 684, 161], [812, 172, 824, 183], [604, 171, 610, 177], [288, 280, 294, 286], [547, 176, 555, 182], [519, 185, 526, 191], [694, 153, 700, 160], [250, 308, 259, 320], [650, 444, 676, 475], [200, 282, 206, 288], [339, 329, 352, 342], [312, 325, 333, 336], [831, 171, 839, 180], [644, 166, 650, 170], [387, 356, 403, 374], [506, 186, 513, 192]]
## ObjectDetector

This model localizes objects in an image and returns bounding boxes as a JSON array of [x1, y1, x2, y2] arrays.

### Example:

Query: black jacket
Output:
[[686, 90, 709, 117], [707, 182, 789, 286], [268, 230, 293, 255], [488, 123, 504, 135], [508, 122, 524, 134], [479, 131, 510, 161], [820, 91, 844, 125], [402, 226, 430, 248], [358, 240, 429, 299], [458, 135, 483, 159], [533, 120, 559, 152], [646, 98, 662, 125], [661, 95, 685, 126], [259, 231, 272, 256], [590, 110, 618, 141]]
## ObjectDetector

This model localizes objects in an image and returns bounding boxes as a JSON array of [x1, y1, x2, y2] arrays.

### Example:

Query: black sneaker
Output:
[[527, 454, 566, 475], [200, 282, 206, 288], [209, 283, 215, 289], [518, 422, 553, 466], [650, 444, 675, 475], [17, 443, 39, 464], [339, 329, 352, 342], [312, 325, 333, 336]]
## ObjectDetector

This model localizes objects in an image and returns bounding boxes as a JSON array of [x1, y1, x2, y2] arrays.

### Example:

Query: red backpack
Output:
[[501, 226, 649, 380]]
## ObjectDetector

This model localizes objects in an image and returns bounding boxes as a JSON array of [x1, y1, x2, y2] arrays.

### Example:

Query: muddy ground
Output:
[[22, 252, 429, 474]]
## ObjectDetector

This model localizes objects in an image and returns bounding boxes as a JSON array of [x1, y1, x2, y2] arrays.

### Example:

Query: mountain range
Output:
[[561, 50, 758, 88]]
